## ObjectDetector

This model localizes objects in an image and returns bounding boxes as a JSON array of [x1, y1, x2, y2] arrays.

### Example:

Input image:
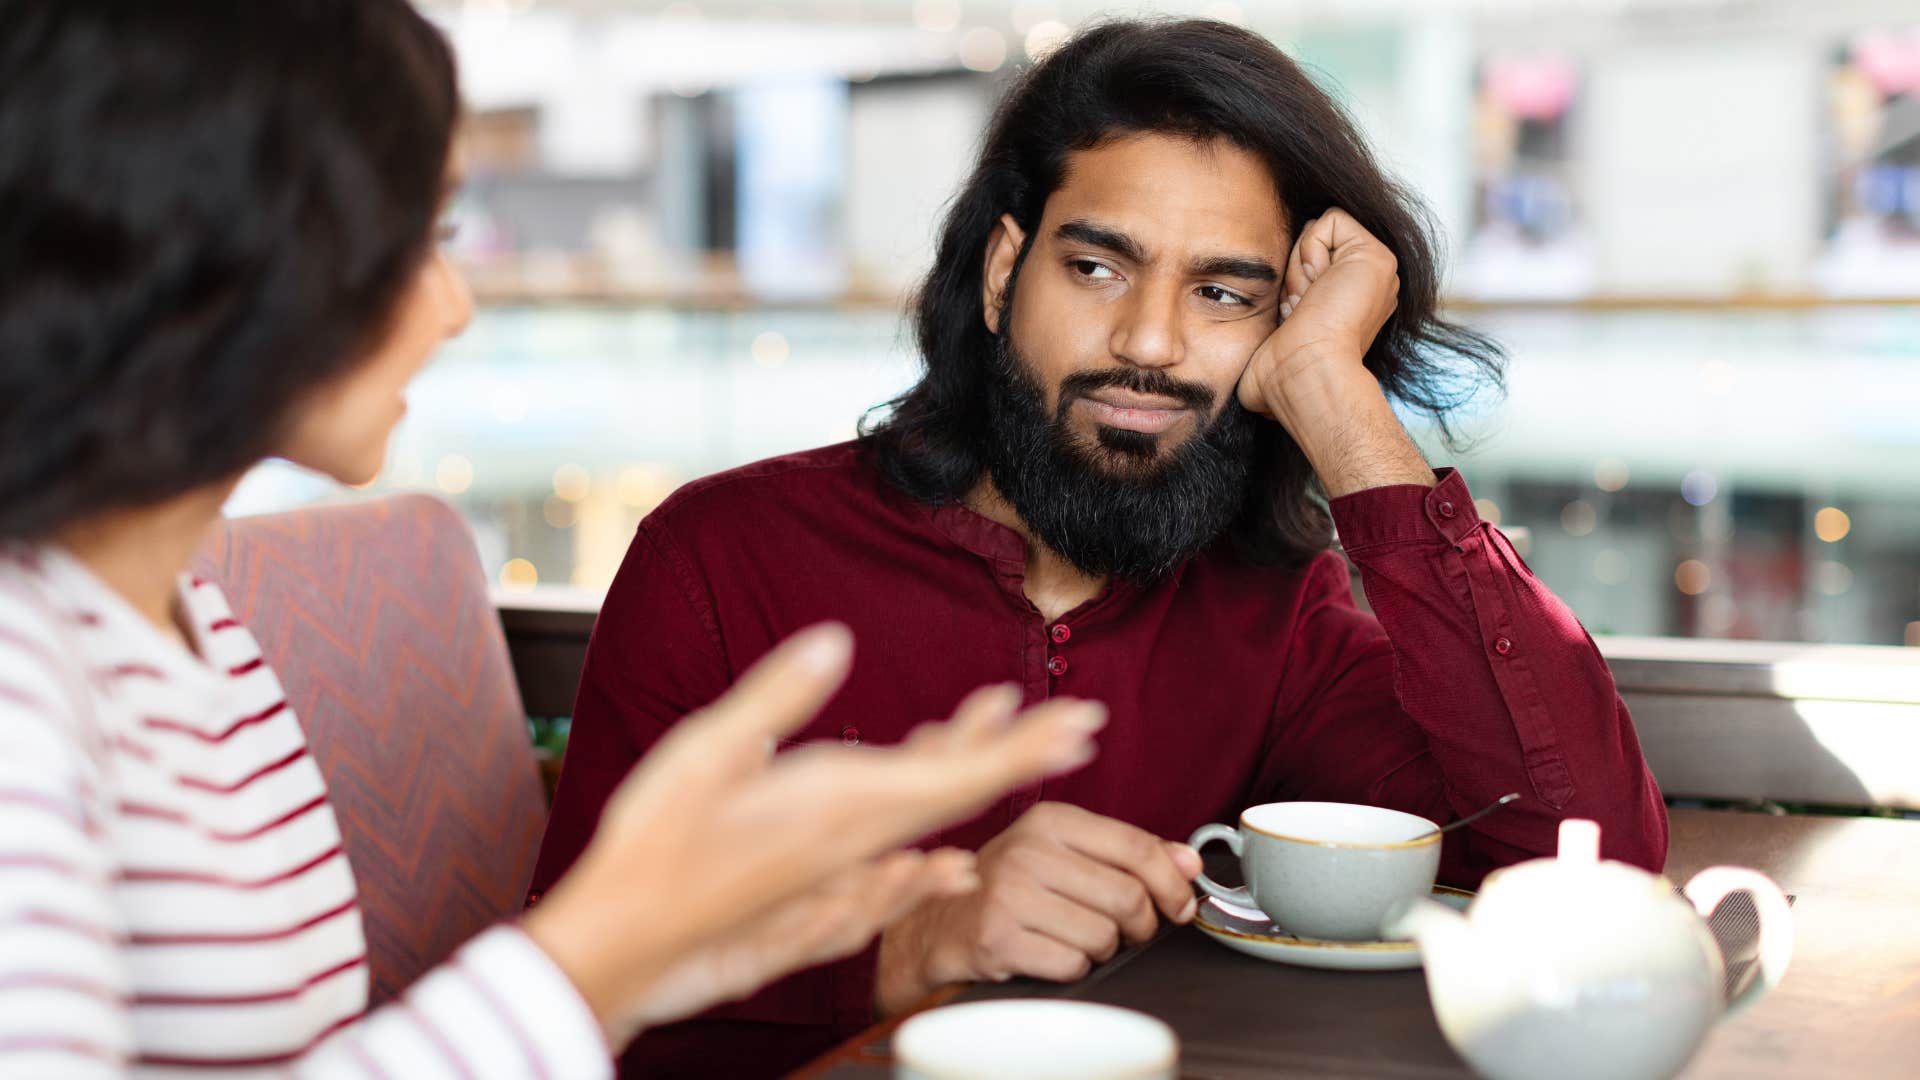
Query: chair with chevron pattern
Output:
[[190, 493, 547, 1006]]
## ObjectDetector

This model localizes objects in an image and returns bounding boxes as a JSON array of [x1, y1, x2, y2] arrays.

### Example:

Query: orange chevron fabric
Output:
[[190, 494, 546, 1005]]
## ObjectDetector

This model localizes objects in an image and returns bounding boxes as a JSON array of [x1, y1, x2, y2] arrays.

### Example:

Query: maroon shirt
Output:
[[530, 441, 1667, 1078]]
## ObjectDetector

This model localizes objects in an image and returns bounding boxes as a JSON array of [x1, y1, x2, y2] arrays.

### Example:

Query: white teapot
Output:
[[1384, 819, 1793, 1080]]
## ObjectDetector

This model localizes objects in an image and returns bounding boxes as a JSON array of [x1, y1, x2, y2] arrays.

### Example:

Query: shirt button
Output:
[[1438, 501, 1458, 519], [1050, 624, 1071, 644], [1494, 637, 1514, 657], [840, 726, 861, 746], [1047, 656, 1069, 676]]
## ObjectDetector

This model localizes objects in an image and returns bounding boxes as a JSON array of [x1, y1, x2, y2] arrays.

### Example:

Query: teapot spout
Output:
[[1386, 895, 1487, 1006], [1383, 895, 1473, 958], [1386, 895, 1501, 1055]]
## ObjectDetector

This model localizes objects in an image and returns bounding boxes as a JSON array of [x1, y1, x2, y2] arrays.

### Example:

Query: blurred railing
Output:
[[495, 588, 1920, 813]]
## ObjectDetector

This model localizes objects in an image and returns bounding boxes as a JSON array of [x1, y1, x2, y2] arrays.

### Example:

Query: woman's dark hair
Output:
[[863, 18, 1505, 566], [0, 0, 458, 539]]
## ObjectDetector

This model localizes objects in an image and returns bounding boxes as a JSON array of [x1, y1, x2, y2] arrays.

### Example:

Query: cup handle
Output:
[[1186, 823, 1255, 909], [1684, 866, 1795, 1017]]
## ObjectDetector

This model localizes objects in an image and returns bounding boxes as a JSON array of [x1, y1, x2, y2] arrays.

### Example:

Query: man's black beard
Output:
[[981, 330, 1257, 583]]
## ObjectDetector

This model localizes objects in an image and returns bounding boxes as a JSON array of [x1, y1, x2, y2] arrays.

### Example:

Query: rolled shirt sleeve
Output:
[[1258, 468, 1668, 883]]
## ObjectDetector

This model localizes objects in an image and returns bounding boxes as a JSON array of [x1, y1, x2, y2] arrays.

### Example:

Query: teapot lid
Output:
[[1559, 819, 1601, 864], [1473, 818, 1673, 922]]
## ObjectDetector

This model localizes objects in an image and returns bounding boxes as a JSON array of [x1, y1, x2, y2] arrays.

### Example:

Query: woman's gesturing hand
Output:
[[522, 624, 1106, 1043]]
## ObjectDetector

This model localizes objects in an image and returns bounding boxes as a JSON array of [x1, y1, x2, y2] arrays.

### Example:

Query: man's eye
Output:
[[1070, 260, 1117, 280], [1199, 285, 1248, 307]]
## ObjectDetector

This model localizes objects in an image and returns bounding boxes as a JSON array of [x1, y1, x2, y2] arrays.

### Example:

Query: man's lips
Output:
[[1078, 390, 1194, 434]]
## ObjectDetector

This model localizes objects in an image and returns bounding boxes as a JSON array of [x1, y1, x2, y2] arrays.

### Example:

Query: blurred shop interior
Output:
[[235, 0, 1920, 647]]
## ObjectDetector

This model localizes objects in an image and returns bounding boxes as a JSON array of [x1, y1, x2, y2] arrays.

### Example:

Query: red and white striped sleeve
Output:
[[0, 605, 134, 1078], [296, 926, 614, 1080], [1, 607, 612, 1078]]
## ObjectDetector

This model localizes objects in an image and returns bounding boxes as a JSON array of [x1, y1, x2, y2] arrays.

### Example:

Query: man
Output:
[[532, 19, 1667, 1078]]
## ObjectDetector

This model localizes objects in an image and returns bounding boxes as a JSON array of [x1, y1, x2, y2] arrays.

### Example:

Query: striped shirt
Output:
[[0, 546, 610, 1079]]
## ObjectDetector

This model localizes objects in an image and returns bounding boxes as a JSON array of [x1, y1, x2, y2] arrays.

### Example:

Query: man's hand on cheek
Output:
[[1233, 208, 1434, 496], [1236, 207, 1400, 422], [874, 802, 1202, 1016]]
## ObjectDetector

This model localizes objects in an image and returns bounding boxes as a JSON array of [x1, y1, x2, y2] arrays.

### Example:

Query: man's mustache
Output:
[[1055, 367, 1216, 414]]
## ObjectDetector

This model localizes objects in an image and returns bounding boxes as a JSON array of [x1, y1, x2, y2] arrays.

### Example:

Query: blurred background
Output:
[[236, 0, 1920, 647]]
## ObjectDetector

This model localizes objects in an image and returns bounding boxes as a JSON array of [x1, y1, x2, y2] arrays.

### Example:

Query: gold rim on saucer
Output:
[[1193, 884, 1474, 950]]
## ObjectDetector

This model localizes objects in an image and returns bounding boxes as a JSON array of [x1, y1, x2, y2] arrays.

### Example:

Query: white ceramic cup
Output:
[[892, 999, 1178, 1080], [1188, 801, 1442, 942]]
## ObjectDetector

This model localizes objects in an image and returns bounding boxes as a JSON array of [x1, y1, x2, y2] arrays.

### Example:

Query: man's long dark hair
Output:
[[862, 18, 1505, 567]]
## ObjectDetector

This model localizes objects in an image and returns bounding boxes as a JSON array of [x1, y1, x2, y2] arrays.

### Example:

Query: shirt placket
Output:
[[1008, 608, 1059, 817], [1008, 579, 1137, 818]]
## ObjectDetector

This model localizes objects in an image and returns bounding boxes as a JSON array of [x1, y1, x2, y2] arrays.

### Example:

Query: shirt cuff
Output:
[[448, 925, 614, 1080], [1329, 467, 1481, 551]]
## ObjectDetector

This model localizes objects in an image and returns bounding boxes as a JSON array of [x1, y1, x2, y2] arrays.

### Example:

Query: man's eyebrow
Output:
[[1056, 220, 1279, 285], [1056, 220, 1148, 264], [1190, 255, 1279, 284]]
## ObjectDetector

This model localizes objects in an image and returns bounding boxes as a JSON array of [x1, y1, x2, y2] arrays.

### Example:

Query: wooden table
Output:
[[794, 809, 1920, 1079]]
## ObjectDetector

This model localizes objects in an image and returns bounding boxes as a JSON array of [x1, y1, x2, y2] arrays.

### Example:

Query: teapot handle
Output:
[[1684, 866, 1795, 1018]]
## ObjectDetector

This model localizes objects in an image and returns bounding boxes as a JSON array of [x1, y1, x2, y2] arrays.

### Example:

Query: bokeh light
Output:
[[553, 463, 591, 502], [912, 0, 961, 33], [616, 464, 679, 511], [1561, 500, 1597, 536], [1814, 507, 1852, 543], [1680, 470, 1718, 507], [1025, 20, 1071, 60], [434, 455, 474, 495], [751, 330, 791, 369], [1593, 458, 1630, 493], [959, 27, 1008, 72], [499, 558, 539, 589], [1674, 559, 1712, 595], [1816, 561, 1854, 596]]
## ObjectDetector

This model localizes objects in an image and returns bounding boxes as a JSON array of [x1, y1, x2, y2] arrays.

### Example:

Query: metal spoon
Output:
[[1415, 792, 1522, 841]]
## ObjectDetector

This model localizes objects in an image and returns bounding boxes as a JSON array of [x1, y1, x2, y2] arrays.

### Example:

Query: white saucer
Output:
[[1192, 885, 1473, 971]]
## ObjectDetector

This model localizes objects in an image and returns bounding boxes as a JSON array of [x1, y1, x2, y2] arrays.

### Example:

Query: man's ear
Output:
[[981, 213, 1028, 336]]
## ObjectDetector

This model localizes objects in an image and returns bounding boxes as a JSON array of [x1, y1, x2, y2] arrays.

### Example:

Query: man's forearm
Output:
[[1331, 477, 1669, 875], [1257, 354, 1434, 498]]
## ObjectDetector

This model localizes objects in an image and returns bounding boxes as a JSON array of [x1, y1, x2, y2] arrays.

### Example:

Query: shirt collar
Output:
[[33, 544, 228, 704], [917, 497, 1191, 605]]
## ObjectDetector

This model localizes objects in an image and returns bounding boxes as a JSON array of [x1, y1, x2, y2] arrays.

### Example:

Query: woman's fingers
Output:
[[904, 682, 1022, 753], [559, 668, 1105, 1033], [636, 623, 856, 800], [737, 697, 1107, 878], [945, 682, 1024, 742], [614, 851, 956, 1032], [924, 696, 1107, 806], [685, 622, 854, 747], [753, 849, 979, 976]]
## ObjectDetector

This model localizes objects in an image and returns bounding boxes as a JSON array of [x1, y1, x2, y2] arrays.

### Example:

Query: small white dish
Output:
[[1193, 884, 1474, 971], [893, 999, 1178, 1080]]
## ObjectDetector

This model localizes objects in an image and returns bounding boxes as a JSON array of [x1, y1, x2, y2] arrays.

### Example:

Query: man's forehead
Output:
[[1044, 132, 1290, 255]]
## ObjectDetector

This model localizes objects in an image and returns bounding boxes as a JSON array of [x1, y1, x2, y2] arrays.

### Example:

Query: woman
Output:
[[0, 2, 1105, 1075]]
